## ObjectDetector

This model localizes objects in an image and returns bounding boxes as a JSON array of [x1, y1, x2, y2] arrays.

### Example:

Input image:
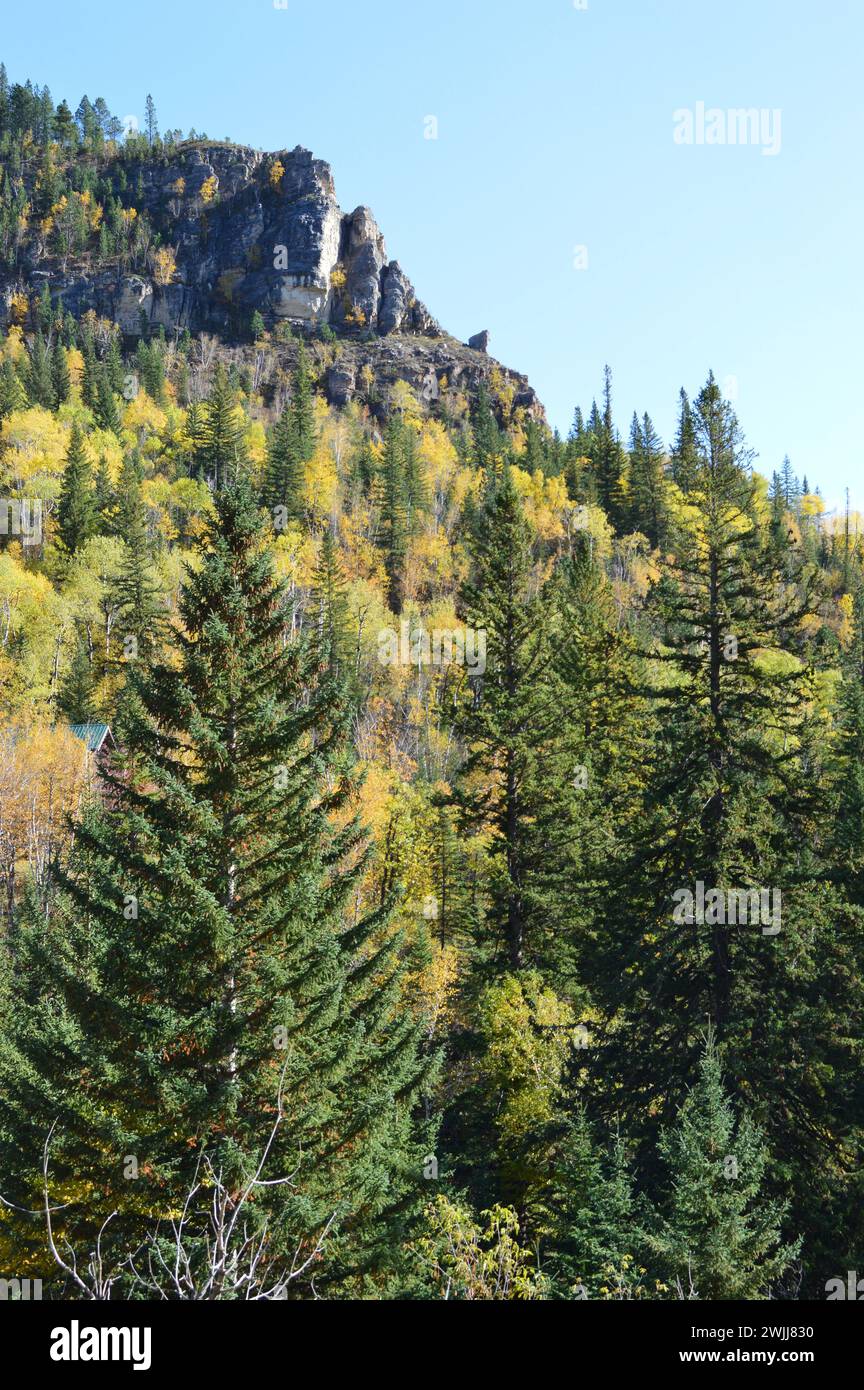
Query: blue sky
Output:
[[3, 0, 862, 511]]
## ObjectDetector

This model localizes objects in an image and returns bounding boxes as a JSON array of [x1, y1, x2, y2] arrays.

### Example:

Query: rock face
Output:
[[7, 143, 443, 341], [468, 330, 489, 353], [1, 141, 545, 422]]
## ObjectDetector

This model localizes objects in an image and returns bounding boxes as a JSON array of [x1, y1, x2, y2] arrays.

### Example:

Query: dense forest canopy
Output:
[[0, 65, 862, 1302]]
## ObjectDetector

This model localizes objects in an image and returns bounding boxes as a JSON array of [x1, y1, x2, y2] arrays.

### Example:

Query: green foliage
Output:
[[645, 1033, 800, 1300]]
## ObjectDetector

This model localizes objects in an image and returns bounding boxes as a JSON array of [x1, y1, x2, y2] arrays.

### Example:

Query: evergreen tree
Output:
[[26, 331, 55, 408], [628, 411, 669, 548], [402, 424, 430, 537], [646, 1033, 799, 1300], [452, 467, 561, 973], [670, 387, 699, 493], [547, 1111, 643, 1300], [36, 281, 53, 335], [93, 454, 113, 531], [144, 93, 158, 147], [310, 525, 353, 682], [0, 357, 27, 419], [51, 340, 71, 403], [56, 423, 96, 556], [586, 367, 627, 533], [0, 474, 434, 1295], [108, 461, 166, 664], [94, 366, 122, 434], [780, 455, 800, 509], [470, 381, 503, 476], [58, 629, 98, 723], [199, 363, 247, 490], [261, 352, 315, 523]]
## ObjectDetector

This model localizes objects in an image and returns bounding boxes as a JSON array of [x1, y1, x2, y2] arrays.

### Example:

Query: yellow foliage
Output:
[[122, 390, 168, 440], [8, 292, 29, 325], [200, 175, 218, 204], [1, 325, 27, 363], [480, 973, 577, 1144], [390, 379, 423, 422], [152, 246, 178, 286], [305, 445, 339, 526], [1, 407, 72, 485]]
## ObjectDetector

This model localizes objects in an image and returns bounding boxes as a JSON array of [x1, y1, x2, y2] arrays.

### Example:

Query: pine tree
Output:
[[780, 455, 800, 509], [51, 340, 71, 403], [80, 329, 98, 410], [548, 543, 651, 982], [0, 357, 27, 419], [831, 587, 864, 907], [628, 411, 669, 548], [261, 352, 314, 524], [58, 629, 98, 723], [452, 466, 562, 973], [0, 474, 434, 1294], [547, 1111, 643, 1300], [108, 460, 167, 664], [36, 281, 53, 335], [646, 1033, 799, 1300], [586, 367, 627, 533], [470, 381, 503, 476], [94, 366, 122, 434], [199, 363, 247, 490], [402, 424, 430, 537], [671, 387, 699, 493], [93, 454, 113, 531], [144, 93, 158, 147], [56, 423, 96, 556], [310, 525, 353, 681], [110, 449, 144, 539], [26, 331, 55, 408]]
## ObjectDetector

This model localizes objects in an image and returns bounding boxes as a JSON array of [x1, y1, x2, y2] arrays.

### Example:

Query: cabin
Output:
[[69, 723, 115, 792]]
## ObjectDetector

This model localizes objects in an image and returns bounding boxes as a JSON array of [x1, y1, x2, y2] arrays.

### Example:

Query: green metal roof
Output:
[[69, 723, 113, 753]]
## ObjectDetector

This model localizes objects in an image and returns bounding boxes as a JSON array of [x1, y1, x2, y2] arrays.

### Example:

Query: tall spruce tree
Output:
[[670, 387, 700, 493], [56, 422, 96, 557], [452, 466, 562, 974], [198, 363, 247, 490], [628, 411, 669, 548], [586, 367, 628, 533], [310, 525, 353, 682], [26, 331, 55, 408], [262, 347, 316, 520], [0, 473, 434, 1295], [108, 459, 167, 664]]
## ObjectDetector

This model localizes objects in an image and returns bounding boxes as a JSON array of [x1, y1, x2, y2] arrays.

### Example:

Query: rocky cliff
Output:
[[3, 142, 543, 422]]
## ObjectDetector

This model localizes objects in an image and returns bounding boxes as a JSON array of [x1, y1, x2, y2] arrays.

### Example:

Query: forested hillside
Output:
[[1, 69, 862, 1302]]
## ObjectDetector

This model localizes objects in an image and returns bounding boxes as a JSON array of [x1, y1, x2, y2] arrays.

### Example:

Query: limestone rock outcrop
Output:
[[1, 141, 545, 424]]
